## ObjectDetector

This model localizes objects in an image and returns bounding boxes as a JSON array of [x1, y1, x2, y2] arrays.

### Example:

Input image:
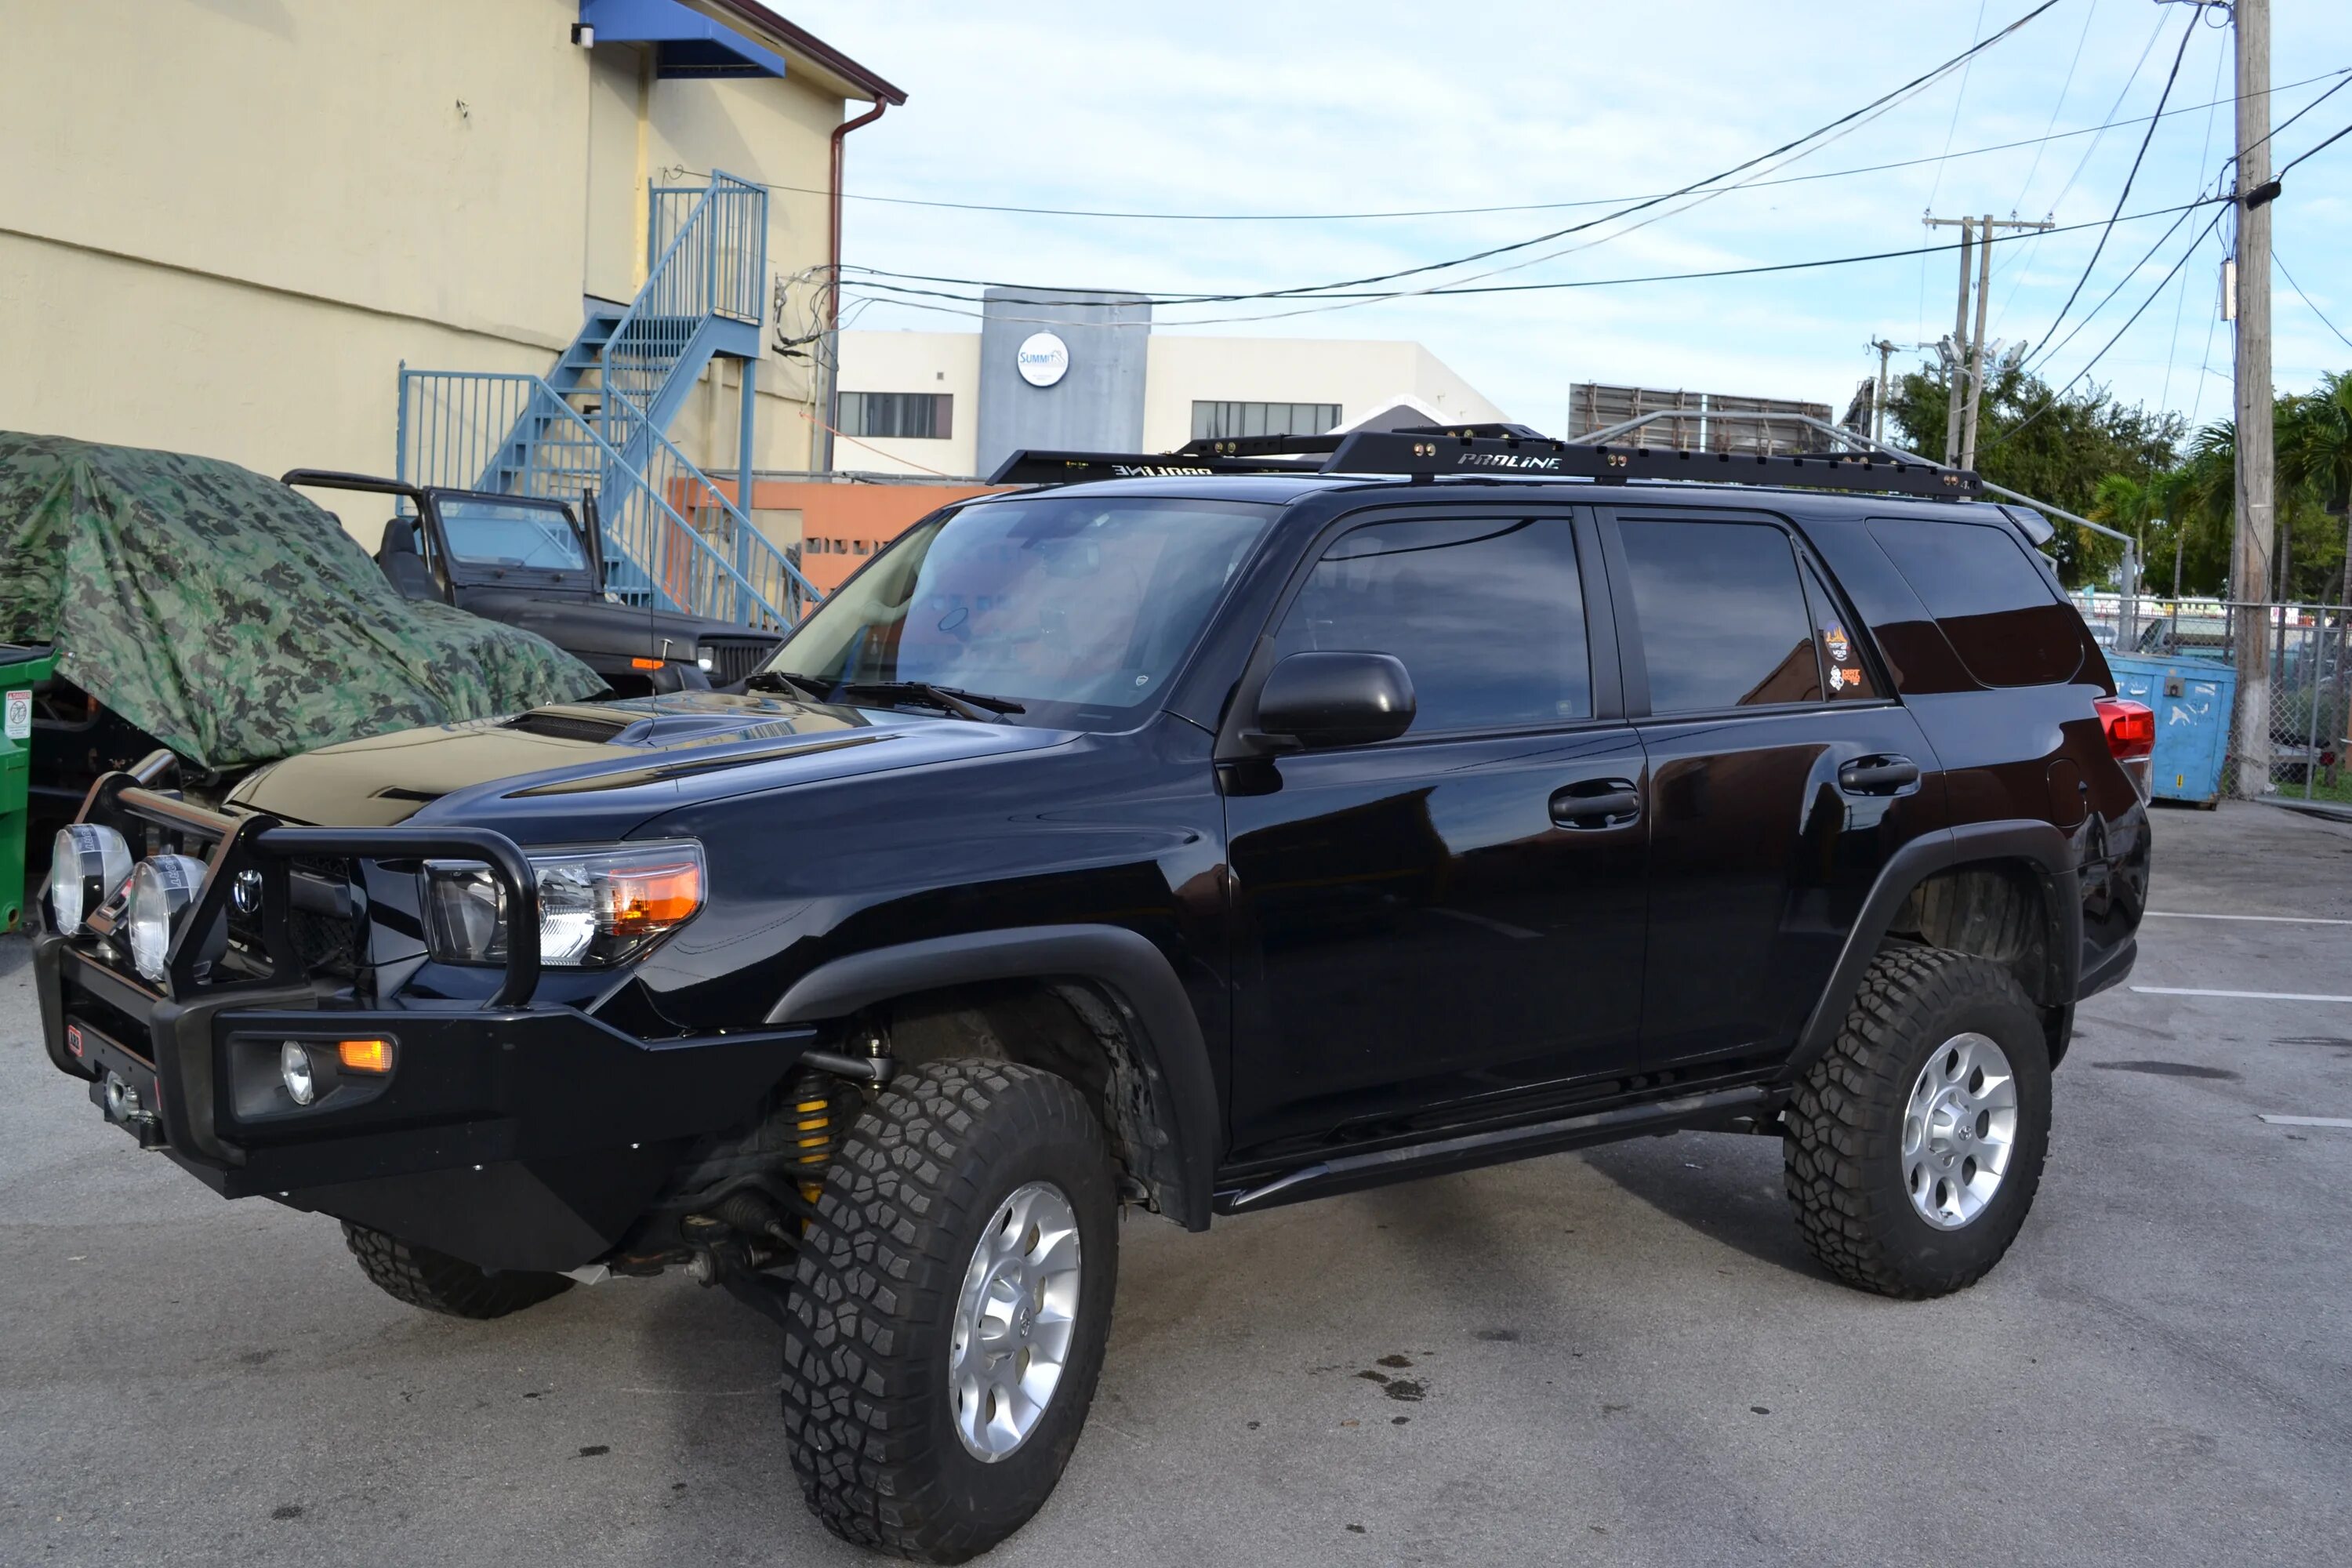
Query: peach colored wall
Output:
[[742, 480, 1011, 594]]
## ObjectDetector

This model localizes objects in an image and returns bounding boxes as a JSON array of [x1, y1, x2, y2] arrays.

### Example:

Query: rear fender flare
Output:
[[765, 924, 1219, 1230], [1780, 820, 2080, 1088]]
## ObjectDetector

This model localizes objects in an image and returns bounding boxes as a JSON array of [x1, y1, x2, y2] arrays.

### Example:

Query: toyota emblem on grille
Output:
[[230, 869, 264, 916]]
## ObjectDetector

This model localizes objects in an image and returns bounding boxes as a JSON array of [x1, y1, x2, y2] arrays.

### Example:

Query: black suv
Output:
[[35, 427, 2150, 1563]]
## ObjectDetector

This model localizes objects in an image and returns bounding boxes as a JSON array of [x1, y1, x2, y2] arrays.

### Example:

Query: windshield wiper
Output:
[[744, 669, 833, 701], [835, 681, 1026, 722]]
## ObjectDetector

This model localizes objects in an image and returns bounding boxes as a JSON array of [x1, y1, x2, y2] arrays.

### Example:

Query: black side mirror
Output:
[[1253, 651, 1416, 750]]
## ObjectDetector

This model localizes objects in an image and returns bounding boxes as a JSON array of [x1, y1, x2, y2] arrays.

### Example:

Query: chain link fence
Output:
[[2077, 592, 2352, 802]]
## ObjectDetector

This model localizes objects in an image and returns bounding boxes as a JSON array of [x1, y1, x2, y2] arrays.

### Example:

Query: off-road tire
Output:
[[782, 1059, 1119, 1564], [339, 1221, 573, 1319], [1783, 946, 2052, 1299]]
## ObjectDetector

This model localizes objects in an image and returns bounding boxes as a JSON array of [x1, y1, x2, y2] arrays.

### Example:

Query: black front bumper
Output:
[[38, 934, 818, 1270]]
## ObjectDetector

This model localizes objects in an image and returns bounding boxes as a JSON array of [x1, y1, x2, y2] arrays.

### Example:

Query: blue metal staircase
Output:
[[398, 172, 818, 628]]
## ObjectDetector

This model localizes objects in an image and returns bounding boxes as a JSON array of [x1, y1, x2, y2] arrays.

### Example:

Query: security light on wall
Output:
[[572, 22, 594, 46]]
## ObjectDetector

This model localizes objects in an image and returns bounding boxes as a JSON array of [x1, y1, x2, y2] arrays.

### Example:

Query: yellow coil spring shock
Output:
[[786, 1069, 862, 1210]]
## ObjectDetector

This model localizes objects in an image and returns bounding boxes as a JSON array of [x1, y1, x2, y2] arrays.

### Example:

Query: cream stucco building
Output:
[[832, 325, 1510, 480], [0, 0, 901, 546]]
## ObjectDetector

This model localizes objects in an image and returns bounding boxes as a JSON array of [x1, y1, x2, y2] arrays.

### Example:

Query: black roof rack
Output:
[[987, 425, 1982, 501]]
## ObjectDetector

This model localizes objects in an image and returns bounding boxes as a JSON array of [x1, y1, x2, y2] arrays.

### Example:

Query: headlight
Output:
[[49, 825, 132, 935], [696, 649, 715, 671], [125, 854, 208, 983], [419, 842, 704, 968]]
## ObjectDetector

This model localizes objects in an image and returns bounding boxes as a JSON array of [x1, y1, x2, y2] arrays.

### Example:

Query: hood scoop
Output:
[[505, 710, 633, 744]]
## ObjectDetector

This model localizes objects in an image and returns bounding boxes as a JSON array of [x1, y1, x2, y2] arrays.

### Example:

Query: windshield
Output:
[[766, 495, 1275, 724], [437, 498, 591, 572]]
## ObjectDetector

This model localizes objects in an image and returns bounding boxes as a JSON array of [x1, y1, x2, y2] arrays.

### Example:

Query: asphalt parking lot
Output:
[[4, 801, 2350, 1568]]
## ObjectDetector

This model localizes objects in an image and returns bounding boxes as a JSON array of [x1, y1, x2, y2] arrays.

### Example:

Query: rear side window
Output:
[[1867, 518, 2083, 687], [1617, 519, 1822, 713], [1275, 516, 1590, 732], [1801, 560, 1882, 700]]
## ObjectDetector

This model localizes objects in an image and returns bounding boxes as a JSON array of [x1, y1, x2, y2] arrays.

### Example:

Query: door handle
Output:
[[1838, 755, 1920, 794], [1550, 779, 1642, 828]]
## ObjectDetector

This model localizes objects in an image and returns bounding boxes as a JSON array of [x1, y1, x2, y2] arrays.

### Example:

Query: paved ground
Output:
[[4, 802, 2350, 1567]]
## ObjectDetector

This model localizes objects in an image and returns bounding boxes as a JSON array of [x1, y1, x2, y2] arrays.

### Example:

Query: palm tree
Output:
[[2280, 370, 2352, 520]]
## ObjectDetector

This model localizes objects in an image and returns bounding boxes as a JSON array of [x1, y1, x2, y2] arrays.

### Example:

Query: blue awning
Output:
[[579, 0, 789, 80]]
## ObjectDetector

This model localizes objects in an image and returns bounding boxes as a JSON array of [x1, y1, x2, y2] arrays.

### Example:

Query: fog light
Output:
[[281, 1041, 317, 1106], [49, 824, 132, 935], [125, 855, 208, 982]]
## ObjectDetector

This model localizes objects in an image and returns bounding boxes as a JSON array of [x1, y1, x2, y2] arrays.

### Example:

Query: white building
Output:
[[829, 321, 1510, 479]]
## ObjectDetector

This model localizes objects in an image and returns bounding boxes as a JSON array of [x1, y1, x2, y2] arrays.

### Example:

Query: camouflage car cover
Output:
[[0, 432, 603, 772]]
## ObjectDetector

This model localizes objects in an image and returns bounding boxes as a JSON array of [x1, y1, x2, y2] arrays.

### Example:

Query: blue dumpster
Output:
[[2109, 652, 2236, 806]]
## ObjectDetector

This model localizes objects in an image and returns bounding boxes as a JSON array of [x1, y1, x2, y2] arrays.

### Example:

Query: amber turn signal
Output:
[[603, 857, 704, 936], [630, 656, 665, 670], [337, 1038, 395, 1073]]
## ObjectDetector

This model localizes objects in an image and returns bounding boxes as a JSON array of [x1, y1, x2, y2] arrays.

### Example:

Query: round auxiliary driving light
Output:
[[280, 1041, 317, 1107], [49, 824, 132, 935], [125, 854, 208, 983]]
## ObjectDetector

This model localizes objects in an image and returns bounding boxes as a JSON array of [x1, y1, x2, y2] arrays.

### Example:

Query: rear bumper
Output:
[[36, 933, 816, 1271], [2078, 934, 2137, 1000]]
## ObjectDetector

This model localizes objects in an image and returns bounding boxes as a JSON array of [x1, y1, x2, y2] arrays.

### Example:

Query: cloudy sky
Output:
[[782, 0, 2352, 437]]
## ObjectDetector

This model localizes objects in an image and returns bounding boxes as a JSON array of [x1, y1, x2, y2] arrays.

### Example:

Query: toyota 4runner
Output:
[[34, 426, 2151, 1562]]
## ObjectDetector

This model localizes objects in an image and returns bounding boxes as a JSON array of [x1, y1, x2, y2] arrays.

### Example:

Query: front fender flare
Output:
[[1780, 819, 2081, 1089], [765, 924, 1219, 1230]]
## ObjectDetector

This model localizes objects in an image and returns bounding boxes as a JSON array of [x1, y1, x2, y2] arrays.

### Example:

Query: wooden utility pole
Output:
[[1871, 338, 1896, 445], [1963, 214, 1997, 469], [1926, 214, 2055, 467], [2231, 0, 2276, 797], [1927, 216, 1975, 464]]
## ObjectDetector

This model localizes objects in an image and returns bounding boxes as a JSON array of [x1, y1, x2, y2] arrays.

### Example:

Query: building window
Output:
[[1191, 401, 1343, 441], [840, 391, 953, 440]]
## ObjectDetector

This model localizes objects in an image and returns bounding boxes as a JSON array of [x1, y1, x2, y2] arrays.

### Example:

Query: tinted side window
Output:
[[1274, 516, 1589, 732], [1867, 518, 2083, 687], [1618, 519, 1821, 713]]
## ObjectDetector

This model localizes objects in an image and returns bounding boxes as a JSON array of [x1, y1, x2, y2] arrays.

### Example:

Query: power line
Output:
[[1082, 1, 2064, 310], [2024, 199, 2202, 376], [2248, 71, 2352, 162], [826, 15, 2071, 334], [1987, 0, 2207, 338], [2027, 8, 2201, 365], [1924, 0, 1995, 217], [840, 198, 2223, 322], [1984, 203, 2228, 452], [2156, 32, 2231, 416], [2276, 252, 2352, 352], [2277, 116, 2352, 180], [2009, 0, 2103, 212], [2041, 6, 2170, 217], [704, 65, 2347, 226]]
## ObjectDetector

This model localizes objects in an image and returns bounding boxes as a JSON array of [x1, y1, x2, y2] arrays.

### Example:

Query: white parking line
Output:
[[2132, 985, 2352, 1003], [2143, 912, 2352, 924], [2257, 1115, 2352, 1129]]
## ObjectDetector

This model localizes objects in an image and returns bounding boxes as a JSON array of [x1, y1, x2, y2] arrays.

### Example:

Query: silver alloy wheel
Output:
[[949, 1180, 1083, 1461], [1902, 1032, 2020, 1230]]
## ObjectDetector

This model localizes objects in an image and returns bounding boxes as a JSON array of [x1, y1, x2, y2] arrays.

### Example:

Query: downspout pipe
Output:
[[821, 100, 888, 473]]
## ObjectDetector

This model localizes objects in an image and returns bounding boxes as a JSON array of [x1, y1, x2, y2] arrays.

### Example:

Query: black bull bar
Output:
[[34, 754, 818, 1272]]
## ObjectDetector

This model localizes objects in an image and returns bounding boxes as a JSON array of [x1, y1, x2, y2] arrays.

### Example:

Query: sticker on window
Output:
[[1801, 565, 1881, 700]]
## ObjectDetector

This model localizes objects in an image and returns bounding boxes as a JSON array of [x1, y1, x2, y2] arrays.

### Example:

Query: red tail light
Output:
[[2096, 696, 2154, 760]]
